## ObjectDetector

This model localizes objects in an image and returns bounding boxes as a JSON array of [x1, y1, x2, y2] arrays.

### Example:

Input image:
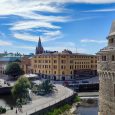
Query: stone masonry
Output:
[[97, 21, 115, 115]]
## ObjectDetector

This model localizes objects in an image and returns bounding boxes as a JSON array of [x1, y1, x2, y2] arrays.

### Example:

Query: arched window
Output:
[[112, 55, 115, 61]]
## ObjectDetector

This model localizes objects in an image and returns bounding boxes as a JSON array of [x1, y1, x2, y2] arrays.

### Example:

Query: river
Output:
[[78, 106, 98, 115], [0, 95, 15, 107]]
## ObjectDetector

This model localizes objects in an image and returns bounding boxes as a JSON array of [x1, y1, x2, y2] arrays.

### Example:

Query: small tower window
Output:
[[112, 55, 115, 61], [102, 56, 106, 61], [109, 38, 114, 43], [114, 84, 115, 97]]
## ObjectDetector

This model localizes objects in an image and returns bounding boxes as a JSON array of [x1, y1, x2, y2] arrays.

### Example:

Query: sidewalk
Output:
[[4, 85, 74, 115]]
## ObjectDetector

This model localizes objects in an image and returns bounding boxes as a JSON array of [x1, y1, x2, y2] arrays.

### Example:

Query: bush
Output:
[[47, 104, 71, 115], [87, 99, 95, 104], [0, 106, 6, 114], [74, 96, 81, 102]]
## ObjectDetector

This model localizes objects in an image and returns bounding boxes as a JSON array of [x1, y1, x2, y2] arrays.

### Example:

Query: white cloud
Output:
[[17, 12, 70, 22], [82, 8, 115, 13], [0, 0, 63, 16], [0, 0, 113, 48], [0, 0, 114, 18], [43, 30, 62, 37], [11, 21, 60, 31], [56, 0, 115, 4], [80, 39, 107, 43], [13, 30, 63, 42], [0, 40, 12, 46]]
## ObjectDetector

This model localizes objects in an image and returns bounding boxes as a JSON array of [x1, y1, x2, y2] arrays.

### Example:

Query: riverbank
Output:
[[2, 85, 74, 115], [55, 96, 98, 115]]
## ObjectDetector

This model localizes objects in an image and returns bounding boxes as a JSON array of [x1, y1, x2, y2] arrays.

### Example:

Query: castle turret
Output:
[[35, 36, 44, 54], [97, 21, 115, 115]]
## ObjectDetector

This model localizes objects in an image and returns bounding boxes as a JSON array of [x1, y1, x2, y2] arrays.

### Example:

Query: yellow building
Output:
[[31, 49, 97, 80]]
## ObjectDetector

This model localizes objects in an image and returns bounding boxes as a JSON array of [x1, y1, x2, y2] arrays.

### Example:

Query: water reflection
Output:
[[77, 106, 98, 115], [0, 95, 15, 107]]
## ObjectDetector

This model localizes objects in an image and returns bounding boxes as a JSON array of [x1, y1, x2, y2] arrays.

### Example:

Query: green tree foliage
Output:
[[47, 104, 71, 115], [0, 106, 6, 114], [5, 62, 24, 77], [74, 96, 81, 102], [40, 80, 55, 94], [32, 80, 55, 95], [12, 76, 31, 100]]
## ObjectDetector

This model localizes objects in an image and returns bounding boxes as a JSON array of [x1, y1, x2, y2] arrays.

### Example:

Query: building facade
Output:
[[20, 56, 32, 74], [0, 54, 21, 75], [97, 21, 115, 115], [31, 49, 97, 80]]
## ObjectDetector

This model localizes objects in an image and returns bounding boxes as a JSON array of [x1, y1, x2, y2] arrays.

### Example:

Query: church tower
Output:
[[97, 21, 115, 115], [35, 36, 44, 54]]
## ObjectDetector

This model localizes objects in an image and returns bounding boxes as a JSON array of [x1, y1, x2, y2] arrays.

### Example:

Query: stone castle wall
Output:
[[98, 71, 115, 115]]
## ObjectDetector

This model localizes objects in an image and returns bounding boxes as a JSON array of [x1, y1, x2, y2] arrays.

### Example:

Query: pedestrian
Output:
[[16, 108, 17, 114]]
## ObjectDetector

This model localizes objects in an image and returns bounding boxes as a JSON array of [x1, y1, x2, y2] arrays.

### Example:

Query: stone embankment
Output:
[[4, 85, 75, 115]]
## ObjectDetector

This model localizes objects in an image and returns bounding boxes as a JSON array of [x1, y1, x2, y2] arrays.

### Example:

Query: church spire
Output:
[[38, 36, 42, 47], [35, 36, 44, 54]]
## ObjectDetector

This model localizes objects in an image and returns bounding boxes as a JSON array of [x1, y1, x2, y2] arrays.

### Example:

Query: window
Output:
[[70, 71, 72, 74], [70, 60, 73, 63], [75, 65, 76, 69], [61, 60, 66, 63], [54, 60, 57, 63], [109, 38, 114, 43], [91, 60, 93, 63], [112, 55, 115, 61], [61, 56, 66, 58], [102, 56, 106, 61], [62, 71, 65, 75], [54, 65, 57, 69], [34, 60, 37, 63]]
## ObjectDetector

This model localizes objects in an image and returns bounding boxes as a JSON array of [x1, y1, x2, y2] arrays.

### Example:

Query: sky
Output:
[[0, 0, 115, 54]]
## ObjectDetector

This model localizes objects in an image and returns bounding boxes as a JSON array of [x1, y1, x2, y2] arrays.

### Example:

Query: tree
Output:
[[5, 62, 24, 77], [12, 76, 31, 104], [40, 80, 55, 94]]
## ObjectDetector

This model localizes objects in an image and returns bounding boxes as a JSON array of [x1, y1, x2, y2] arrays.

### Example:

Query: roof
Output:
[[0, 57, 21, 62], [34, 52, 96, 57], [109, 21, 115, 36]]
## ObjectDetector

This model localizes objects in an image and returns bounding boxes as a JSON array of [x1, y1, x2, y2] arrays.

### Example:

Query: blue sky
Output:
[[0, 0, 115, 54]]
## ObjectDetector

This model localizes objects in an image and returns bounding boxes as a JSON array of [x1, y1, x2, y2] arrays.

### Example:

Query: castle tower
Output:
[[35, 36, 44, 54], [97, 21, 115, 115]]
